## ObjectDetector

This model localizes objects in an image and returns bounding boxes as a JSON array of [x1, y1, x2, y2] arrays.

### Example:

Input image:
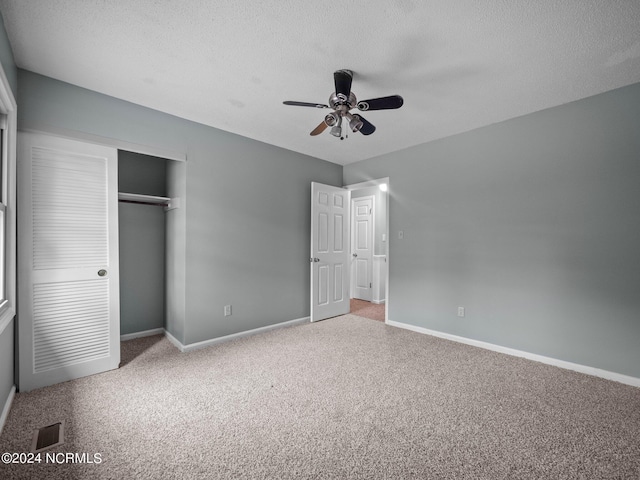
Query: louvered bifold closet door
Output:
[[18, 133, 120, 392]]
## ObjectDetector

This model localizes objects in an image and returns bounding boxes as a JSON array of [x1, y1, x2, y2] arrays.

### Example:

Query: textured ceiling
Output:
[[1, 1, 640, 165]]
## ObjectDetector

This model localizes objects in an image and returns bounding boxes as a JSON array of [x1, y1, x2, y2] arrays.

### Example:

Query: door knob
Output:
[[352, 253, 358, 257], [98, 269, 107, 277]]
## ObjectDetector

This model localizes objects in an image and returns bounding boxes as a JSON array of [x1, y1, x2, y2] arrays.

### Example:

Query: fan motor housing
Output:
[[329, 92, 357, 109]]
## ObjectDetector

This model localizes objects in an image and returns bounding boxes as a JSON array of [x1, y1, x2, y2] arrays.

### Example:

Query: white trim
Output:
[[165, 317, 310, 353], [0, 58, 17, 343], [20, 125, 187, 162], [164, 329, 184, 352], [343, 178, 389, 191], [387, 320, 640, 388], [372, 255, 386, 304], [120, 328, 165, 341], [0, 385, 16, 436]]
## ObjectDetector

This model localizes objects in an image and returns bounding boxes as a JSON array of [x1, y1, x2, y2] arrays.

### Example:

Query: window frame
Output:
[[0, 62, 16, 334]]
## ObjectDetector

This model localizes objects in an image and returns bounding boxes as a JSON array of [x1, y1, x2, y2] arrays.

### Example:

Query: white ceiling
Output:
[[1, 1, 640, 166]]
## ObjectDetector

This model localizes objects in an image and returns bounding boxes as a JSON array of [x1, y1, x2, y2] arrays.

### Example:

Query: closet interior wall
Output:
[[118, 150, 168, 336]]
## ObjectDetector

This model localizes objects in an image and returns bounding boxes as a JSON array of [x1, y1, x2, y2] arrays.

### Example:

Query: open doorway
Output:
[[118, 151, 171, 338], [117, 149, 186, 346], [345, 177, 389, 323]]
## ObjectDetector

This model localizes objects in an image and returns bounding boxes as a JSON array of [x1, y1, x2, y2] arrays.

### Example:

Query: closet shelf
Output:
[[118, 192, 169, 204], [118, 192, 180, 210]]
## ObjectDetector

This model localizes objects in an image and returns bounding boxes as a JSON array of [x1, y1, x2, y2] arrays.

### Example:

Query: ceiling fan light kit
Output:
[[324, 111, 340, 127], [283, 69, 403, 139], [345, 112, 363, 132]]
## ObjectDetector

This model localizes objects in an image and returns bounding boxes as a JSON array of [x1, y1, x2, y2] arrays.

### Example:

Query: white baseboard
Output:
[[120, 328, 165, 341], [165, 316, 310, 353], [0, 385, 16, 436], [164, 329, 183, 351], [371, 300, 386, 305], [387, 319, 640, 388]]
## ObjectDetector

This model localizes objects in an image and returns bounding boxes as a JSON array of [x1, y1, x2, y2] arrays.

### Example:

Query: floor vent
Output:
[[31, 421, 64, 452]]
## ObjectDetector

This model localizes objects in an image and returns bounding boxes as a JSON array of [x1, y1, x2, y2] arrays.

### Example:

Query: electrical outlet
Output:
[[398, 230, 404, 240], [224, 305, 232, 317], [457, 306, 465, 317]]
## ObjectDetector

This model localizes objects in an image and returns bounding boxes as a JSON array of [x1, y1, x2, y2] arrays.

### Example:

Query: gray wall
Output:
[[0, 11, 15, 417], [118, 151, 167, 335], [344, 82, 640, 379], [166, 159, 187, 342], [0, 319, 12, 405], [351, 186, 387, 256], [118, 204, 166, 335], [118, 150, 167, 196], [18, 69, 343, 346]]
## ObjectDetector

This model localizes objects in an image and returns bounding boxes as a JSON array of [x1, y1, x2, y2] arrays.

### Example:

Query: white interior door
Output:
[[311, 182, 350, 322], [18, 132, 120, 392], [351, 196, 373, 301]]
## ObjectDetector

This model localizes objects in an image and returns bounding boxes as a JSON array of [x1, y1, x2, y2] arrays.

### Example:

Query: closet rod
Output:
[[118, 192, 173, 208], [118, 199, 169, 207]]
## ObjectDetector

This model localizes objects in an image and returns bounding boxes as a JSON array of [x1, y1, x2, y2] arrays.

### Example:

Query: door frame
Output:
[[350, 194, 374, 301], [344, 177, 390, 324]]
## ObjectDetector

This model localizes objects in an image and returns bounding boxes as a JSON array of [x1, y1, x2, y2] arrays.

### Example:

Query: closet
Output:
[[18, 133, 185, 392], [118, 151, 173, 337]]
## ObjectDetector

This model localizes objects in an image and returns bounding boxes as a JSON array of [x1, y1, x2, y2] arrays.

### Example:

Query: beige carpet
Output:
[[1, 314, 639, 479]]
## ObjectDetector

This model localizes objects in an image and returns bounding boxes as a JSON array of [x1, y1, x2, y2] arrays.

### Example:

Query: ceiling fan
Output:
[[283, 69, 403, 139]]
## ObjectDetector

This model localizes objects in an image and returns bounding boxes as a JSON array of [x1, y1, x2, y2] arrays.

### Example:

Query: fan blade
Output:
[[310, 121, 328, 136], [357, 95, 404, 111], [334, 69, 353, 100], [358, 115, 376, 135], [283, 101, 329, 108]]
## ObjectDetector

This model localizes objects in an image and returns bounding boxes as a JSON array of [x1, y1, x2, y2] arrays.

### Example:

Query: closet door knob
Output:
[[352, 253, 358, 257], [98, 269, 107, 277]]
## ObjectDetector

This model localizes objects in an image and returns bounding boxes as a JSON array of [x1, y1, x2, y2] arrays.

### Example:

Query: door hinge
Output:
[[370, 282, 372, 288]]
